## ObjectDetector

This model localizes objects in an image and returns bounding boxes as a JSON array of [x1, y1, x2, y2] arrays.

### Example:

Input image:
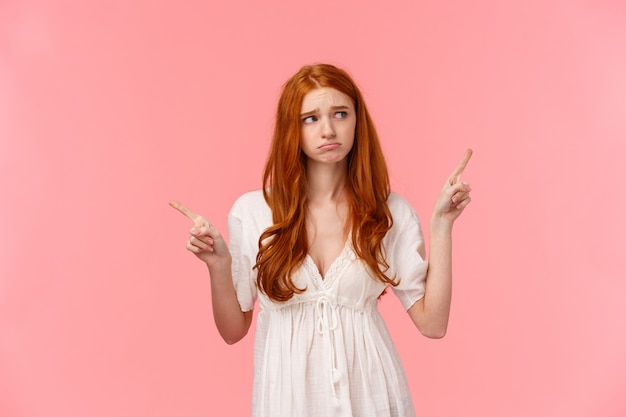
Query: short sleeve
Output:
[[386, 194, 429, 311], [228, 192, 266, 312]]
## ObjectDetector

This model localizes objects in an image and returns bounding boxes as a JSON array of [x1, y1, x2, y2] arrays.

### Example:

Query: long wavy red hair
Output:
[[254, 64, 396, 302]]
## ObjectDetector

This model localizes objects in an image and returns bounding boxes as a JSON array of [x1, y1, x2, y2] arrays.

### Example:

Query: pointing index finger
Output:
[[449, 149, 473, 184], [169, 200, 207, 227]]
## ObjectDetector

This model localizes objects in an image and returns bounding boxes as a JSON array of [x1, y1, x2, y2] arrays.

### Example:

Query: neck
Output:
[[306, 160, 348, 203]]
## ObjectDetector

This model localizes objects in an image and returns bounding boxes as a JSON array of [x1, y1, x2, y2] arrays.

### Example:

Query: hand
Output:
[[169, 200, 231, 267], [432, 149, 473, 225]]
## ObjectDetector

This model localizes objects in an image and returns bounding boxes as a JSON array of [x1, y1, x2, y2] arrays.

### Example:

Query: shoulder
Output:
[[384, 191, 426, 251], [231, 189, 266, 209], [229, 189, 271, 221], [387, 191, 419, 223]]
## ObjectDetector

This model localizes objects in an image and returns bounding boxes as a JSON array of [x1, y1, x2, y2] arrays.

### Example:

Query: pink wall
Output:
[[1, 0, 625, 416]]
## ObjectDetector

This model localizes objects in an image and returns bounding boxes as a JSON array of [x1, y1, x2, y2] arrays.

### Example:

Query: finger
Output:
[[447, 181, 471, 193], [451, 191, 470, 205], [169, 200, 207, 227], [191, 225, 219, 239], [449, 149, 473, 184], [190, 229, 215, 244], [187, 241, 208, 253], [443, 182, 471, 202], [455, 196, 471, 210], [169, 200, 200, 220], [189, 235, 213, 251], [187, 240, 215, 253]]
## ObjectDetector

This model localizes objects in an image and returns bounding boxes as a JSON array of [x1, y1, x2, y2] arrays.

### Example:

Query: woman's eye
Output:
[[302, 115, 317, 124], [335, 111, 348, 119]]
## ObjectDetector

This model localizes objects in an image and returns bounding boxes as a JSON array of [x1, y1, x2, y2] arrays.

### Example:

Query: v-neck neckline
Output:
[[305, 237, 353, 282]]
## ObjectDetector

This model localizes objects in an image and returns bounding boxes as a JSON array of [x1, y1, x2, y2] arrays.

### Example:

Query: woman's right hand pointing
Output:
[[169, 200, 231, 268]]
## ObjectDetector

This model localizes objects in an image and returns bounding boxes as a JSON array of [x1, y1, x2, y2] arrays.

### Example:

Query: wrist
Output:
[[207, 255, 232, 274], [429, 215, 454, 234]]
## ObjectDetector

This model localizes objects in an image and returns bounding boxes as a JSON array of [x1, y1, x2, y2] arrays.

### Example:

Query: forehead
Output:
[[301, 87, 354, 111]]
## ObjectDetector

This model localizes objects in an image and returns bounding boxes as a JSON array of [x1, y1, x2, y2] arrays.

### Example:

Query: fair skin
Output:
[[170, 86, 472, 343], [168, 200, 252, 344], [299, 87, 356, 277], [407, 149, 472, 338]]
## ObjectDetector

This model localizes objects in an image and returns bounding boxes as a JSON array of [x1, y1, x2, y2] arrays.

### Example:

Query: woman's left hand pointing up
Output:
[[432, 149, 473, 224]]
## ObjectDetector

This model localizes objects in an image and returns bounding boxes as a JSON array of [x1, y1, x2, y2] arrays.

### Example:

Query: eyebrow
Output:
[[299, 105, 351, 117]]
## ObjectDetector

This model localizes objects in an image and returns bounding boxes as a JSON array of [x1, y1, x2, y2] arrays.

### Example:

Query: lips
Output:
[[319, 142, 340, 150]]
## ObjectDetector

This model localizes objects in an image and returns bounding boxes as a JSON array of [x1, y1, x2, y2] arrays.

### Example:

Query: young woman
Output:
[[170, 63, 472, 417]]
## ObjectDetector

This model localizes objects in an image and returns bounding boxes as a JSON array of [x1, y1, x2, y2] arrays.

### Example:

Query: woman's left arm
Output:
[[408, 149, 473, 338]]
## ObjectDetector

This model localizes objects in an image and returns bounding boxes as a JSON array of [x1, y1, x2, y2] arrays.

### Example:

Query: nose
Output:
[[321, 118, 336, 139]]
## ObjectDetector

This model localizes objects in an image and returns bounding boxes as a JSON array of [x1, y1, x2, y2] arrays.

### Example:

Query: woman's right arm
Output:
[[170, 201, 253, 345]]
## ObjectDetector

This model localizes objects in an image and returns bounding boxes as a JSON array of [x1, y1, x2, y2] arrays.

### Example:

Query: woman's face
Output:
[[299, 87, 356, 166]]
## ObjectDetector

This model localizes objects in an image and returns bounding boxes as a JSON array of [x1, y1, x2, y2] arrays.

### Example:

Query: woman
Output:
[[170, 63, 472, 417]]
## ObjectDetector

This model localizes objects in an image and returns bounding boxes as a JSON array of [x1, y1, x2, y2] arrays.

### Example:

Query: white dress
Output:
[[228, 190, 428, 417]]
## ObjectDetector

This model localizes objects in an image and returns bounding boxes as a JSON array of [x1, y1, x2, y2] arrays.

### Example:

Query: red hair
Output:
[[254, 64, 396, 302]]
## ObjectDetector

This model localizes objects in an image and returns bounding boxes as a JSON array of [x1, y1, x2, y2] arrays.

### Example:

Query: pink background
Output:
[[1, 0, 625, 416]]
